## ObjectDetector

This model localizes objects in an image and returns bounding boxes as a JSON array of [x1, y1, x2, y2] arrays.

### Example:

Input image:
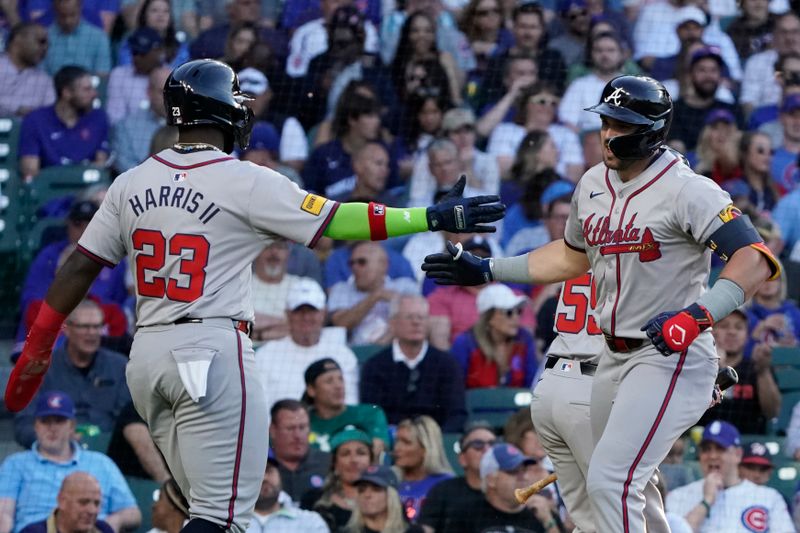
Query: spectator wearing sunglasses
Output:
[[304, 358, 390, 459], [418, 423, 497, 533], [360, 295, 467, 432], [450, 284, 539, 389]]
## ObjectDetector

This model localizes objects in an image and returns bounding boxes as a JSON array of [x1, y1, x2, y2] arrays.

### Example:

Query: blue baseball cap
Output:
[[704, 108, 735, 126], [355, 464, 398, 488], [781, 94, 800, 114], [701, 420, 741, 448], [128, 27, 163, 56], [246, 122, 280, 153], [541, 179, 575, 207], [480, 443, 537, 480], [690, 45, 724, 68], [35, 391, 76, 419]]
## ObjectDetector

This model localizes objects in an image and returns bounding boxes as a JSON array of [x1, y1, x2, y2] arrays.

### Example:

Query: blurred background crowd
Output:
[[1, 0, 800, 530]]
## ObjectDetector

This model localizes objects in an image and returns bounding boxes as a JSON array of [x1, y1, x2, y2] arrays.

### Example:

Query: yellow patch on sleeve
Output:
[[717, 204, 742, 223], [301, 193, 327, 216]]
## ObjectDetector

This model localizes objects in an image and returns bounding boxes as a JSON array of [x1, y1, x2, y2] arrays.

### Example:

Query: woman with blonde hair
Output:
[[393, 416, 454, 522], [450, 284, 539, 389], [693, 109, 743, 184], [346, 465, 424, 533]]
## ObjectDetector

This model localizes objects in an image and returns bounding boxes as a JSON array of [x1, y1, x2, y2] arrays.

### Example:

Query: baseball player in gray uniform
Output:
[[4, 59, 504, 533], [423, 75, 780, 532]]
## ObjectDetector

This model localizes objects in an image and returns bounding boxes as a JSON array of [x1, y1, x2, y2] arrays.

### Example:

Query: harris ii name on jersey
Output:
[[128, 185, 221, 224]]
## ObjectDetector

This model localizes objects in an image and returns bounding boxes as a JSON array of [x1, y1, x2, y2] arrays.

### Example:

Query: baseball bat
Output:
[[515, 473, 557, 504], [513, 367, 739, 504]]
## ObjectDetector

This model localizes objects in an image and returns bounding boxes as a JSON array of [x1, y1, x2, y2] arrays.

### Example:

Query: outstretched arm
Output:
[[323, 176, 505, 241]]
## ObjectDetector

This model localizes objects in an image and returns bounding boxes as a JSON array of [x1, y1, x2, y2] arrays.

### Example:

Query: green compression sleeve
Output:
[[323, 202, 430, 240]]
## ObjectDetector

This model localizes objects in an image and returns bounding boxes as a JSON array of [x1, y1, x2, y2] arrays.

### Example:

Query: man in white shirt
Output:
[[245, 453, 329, 533], [255, 278, 359, 410], [665, 420, 794, 532], [250, 241, 302, 343]]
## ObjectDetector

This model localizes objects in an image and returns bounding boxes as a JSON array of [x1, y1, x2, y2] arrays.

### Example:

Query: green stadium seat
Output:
[[775, 391, 800, 436], [769, 464, 799, 502], [772, 347, 800, 367], [0, 168, 24, 253], [442, 432, 463, 476], [776, 367, 800, 393], [466, 387, 532, 430], [351, 344, 385, 365], [27, 165, 110, 213], [0, 118, 21, 165], [79, 431, 112, 454], [125, 476, 159, 533]]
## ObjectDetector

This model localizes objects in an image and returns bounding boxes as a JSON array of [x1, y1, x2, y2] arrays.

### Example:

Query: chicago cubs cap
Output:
[[741, 441, 774, 467], [480, 443, 537, 480], [304, 358, 341, 385], [690, 46, 724, 68], [330, 426, 372, 451], [355, 464, 398, 489], [704, 108, 735, 126], [286, 278, 326, 310], [128, 27, 163, 55], [34, 391, 76, 419], [701, 420, 741, 448], [477, 284, 527, 314]]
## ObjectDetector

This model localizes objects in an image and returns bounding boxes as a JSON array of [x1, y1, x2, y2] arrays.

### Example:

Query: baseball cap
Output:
[[442, 108, 476, 133], [128, 27, 163, 55], [780, 94, 800, 113], [35, 391, 76, 419], [238, 68, 269, 96], [286, 278, 326, 310], [246, 122, 280, 153], [558, 0, 587, 14], [476, 284, 527, 314], [742, 441, 774, 467], [479, 443, 537, 480], [701, 420, 741, 448], [541, 179, 575, 207], [704, 108, 735, 126], [330, 426, 372, 451], [68, 200, 98, 223], [675, 5, 706, 27], [690, 46, 724, 68], [304, 358, 341, 385], [355, 464, 398, 489]]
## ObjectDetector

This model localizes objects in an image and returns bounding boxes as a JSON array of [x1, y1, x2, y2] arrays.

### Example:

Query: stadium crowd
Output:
[[2, 0, 800, 530]]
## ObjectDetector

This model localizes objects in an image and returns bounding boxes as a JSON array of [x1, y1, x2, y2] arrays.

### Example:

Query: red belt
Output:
[[174, 317, 252, 336], [604, 334, 644, 353]]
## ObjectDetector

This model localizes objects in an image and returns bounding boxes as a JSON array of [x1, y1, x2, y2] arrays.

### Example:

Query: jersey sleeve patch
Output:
[[717, 204, 742, 223], [301, 194, 327, 216]]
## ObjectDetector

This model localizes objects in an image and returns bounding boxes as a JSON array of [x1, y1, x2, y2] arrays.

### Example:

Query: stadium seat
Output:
[[0, 168, 24, 253], [79, 431, 112, 454], [125, 476, 159, 533], [769, 464, 799, 502], [772, 347, 800, 368], [442, 432, 463, 476], [466, 387, 532, 430], [0, 118, 21, 166], [740, 434, 784, 458], [776, 367, 800, 393], [351, 344, 384, 365], [26, 165, 110, 214], [774, 391, 800, 436]]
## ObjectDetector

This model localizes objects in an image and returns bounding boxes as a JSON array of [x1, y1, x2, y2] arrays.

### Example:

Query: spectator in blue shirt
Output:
[[18, 472, 114, 533], [773, 169, 800, 258], [13, 299, 131, 449], [42, 0, 112, 76], [18, 65, 110, 179], [771, 94, 800, 193], [0, 391, 140, 533], [24, 0, 119, 34]]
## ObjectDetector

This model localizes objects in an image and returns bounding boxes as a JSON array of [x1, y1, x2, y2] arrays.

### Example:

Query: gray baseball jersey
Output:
[[77, 147, 339, 533], [562, 149, 727, 532], [531, 274, 669, 533], [79, 148, 337, 326], [564, 149, 732, 338]]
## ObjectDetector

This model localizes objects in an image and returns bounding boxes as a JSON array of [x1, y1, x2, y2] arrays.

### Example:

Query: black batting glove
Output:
[[421, 241, 494, 286], [426, 175, 505, 233]]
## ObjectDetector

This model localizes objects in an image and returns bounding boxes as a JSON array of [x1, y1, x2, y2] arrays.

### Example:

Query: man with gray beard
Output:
[[250, 241, 300, 343], [244, 454, 329, 533]]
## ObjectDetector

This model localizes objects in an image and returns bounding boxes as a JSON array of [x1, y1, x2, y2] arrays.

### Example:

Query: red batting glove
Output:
[[4, 303, 66, 412], [642, 303, 713, 356]]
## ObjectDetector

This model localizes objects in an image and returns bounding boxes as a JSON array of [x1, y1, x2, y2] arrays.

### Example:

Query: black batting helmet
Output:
[[164, 59, 254, 153], [585, 75, 672, 160]]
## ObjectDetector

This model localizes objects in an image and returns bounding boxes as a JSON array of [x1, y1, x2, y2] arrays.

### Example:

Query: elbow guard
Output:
[[705, 207, 781, 280]]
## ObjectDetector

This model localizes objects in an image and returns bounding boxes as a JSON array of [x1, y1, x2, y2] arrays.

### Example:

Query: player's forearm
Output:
[[492, 240, 590, 285], [717, 247, 774, 301], [324, 203, 429, 241]]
